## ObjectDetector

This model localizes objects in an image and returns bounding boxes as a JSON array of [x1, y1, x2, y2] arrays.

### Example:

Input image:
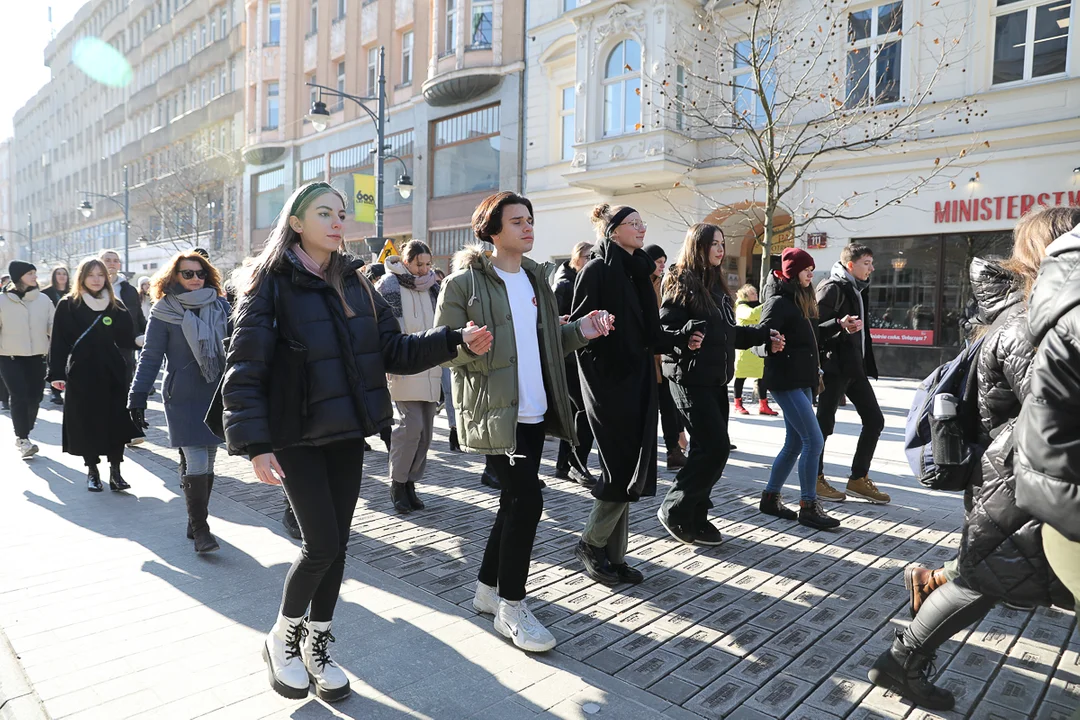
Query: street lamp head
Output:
[[79, 200, 94, 218], [306, 100, 331, 132], [0, 236, 5, 247], [395, 173, 414, 200], [138, 236, 149, 248]]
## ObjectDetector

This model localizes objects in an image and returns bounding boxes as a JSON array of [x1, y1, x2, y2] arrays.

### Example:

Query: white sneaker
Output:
[[302, 620, 351, 702], [16, 438, 38, 459], [262, 614, 310, 699], [494, 599, 556, 653], [127, 437, 145, 448], [473, 581, 499, 615]]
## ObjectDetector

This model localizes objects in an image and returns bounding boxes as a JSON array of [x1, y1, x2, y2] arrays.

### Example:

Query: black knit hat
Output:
[[643, 244, 667, 262], [8, 260, 36, 282]]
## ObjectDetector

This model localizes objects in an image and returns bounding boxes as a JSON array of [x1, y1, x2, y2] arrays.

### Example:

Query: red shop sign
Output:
[[934, 191, 1080, 224], [871, 328, 935, 346]]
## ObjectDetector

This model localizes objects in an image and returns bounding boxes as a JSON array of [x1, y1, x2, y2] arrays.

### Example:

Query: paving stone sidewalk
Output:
[[0, 379, 1076, 719]]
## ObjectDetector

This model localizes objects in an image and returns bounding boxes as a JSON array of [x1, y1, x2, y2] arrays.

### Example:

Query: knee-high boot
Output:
[[181, 473, 220, 553]]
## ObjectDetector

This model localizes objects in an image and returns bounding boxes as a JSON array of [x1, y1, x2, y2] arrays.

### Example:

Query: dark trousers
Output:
[[733, 377, 766, 400], [660, 385, 730, 530], [816, 372, 884, 480], [84, 446, 126, 467], [479, 422, 545, 601], [556, 363, 593, 473], [276, 439, 365, 622], [904, 578, 996, 653], [0, 371, 8, 403], [0, 355, 46, 439], [658, 377, 684, 453]]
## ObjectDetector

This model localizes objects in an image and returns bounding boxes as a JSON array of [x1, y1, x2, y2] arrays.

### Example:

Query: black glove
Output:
[[130, 408, 149, 429]]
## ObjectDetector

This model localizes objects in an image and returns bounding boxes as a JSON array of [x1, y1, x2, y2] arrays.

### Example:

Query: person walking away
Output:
[[868, 206, 1079, 710], [1016, 218, 1080, 616], [48, 258, 142, 491], [0, 261, 55, 458], [128, 251, 230, 553], [222, 182, 491, 701], [137, 276, 153, 327], [376, 241, 443, 513], [815, 244, 889, 503], [552, 240, 598, 487], [733, 284, 778, 416], [644, 243, 691, 469], [758, 249, 840, 529], [436, 191, 612, 652], [657, 226, 780, 544], [572, 205, 679, 583]]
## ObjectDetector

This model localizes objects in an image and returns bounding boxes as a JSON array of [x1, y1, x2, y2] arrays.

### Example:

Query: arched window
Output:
[[603, 39, 641, 137]]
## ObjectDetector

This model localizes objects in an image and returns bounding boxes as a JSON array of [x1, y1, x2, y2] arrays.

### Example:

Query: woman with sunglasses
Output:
[[128, 251, 231, 553]]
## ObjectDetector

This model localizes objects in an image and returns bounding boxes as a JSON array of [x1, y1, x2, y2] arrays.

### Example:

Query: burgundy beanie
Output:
[[780, 248, 815, 281]]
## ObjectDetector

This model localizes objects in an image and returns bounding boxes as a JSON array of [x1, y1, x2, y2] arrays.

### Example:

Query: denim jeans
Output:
[[765, 387, 824, 502], [180, 445, 219, 476]]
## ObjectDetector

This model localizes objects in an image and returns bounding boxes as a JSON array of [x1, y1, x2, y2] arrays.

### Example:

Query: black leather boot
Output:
[[109, 463, 131, 491], [181, 474, 220, 553], [448, 427, 462, 453], [87, 465, 104, 492], [760, 491, 797, 520], [868, 631, 955, 711], [405, 481, 425, 510], [390, 482, 412, 513], [180, 450, 195, 540], [799, 499, 841, 530]]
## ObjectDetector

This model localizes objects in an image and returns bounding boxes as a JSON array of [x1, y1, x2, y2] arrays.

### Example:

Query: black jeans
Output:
[[556, 362, 593, 473], [276, 439, 365, 622], [660, 385, 730, 531], [658, 377, 684, 453], [816, 372, 885, 480], [733, 377, 766, 400], [0, 355, 46, 439], [904, 577, 996, 653], [479, 422, 545, 601], [84, 446, 125, 467]]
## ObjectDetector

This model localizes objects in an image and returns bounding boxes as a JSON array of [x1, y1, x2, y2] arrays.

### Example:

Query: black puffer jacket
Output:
[[552, 260, 577, 317], [760, 272, 820, 392], [957, 257, 1072, 609], [222, 251, 458, 458], [659, 268, 768, 387], [1016, 229, 1080, 543], [816, 269, 878, 379]]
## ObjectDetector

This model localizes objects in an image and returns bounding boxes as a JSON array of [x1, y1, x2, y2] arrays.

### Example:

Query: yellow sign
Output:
[[377, 239, 399, 263], [353, 174, 376, 224]]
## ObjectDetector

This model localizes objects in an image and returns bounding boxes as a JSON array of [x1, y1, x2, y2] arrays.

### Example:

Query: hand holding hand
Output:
[[581, 310, 615, 340], [51, 380, 65, 391], [252, 453, 285, 486], [769, 330, 786, 353], [840, 315, 863, 334], [687, 330, 705, 351], [462, 321, 493, 355], [129, 408, 149, 430]]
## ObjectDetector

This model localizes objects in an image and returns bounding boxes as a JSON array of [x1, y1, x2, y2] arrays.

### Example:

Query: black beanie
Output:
[[8, 261, 36, 282], [643, 244, 666, 262]]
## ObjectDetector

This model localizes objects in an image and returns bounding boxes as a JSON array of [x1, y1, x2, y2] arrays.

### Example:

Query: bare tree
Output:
[[649, 0, 984, 287]]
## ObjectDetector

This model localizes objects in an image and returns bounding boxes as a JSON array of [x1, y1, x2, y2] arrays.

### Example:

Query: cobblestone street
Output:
[[0, 379, 1076, 719]]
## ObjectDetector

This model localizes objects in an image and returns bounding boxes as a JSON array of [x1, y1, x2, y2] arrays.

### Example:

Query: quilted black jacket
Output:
[[221, 250, 457, 458], [551, 260, 577, 317], [1016, 229, 1080, 543], [759, 272, 821, 393]]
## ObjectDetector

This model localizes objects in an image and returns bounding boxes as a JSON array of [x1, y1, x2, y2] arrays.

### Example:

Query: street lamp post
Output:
[[79, 165, 130, 272], [0, 227, 31, 263], [303, 47, 414, 255]]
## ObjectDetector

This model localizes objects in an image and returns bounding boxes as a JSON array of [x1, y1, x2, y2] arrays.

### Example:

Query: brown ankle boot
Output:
[[904, 563, 949, 618]]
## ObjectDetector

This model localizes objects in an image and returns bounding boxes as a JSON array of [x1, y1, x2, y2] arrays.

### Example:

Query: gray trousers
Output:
[[582, 500, 630, 565], [389, 400, 437, 485]]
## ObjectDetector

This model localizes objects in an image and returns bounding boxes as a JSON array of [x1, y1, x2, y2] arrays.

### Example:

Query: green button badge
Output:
[[102, 316, 113, 326]]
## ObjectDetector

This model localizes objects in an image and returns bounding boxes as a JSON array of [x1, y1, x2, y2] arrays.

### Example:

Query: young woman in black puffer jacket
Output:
[[869, 205, 1080, 711], [222, 182, 492, 703]]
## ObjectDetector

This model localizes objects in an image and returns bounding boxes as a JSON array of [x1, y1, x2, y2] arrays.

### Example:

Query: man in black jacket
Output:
[[100, 249, 147, 447], [1016, 222, 1080, 609], [815, 243, 890, 504]]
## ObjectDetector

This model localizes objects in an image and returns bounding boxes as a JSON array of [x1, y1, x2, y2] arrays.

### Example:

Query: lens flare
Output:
[[72, 37, 133, 87]]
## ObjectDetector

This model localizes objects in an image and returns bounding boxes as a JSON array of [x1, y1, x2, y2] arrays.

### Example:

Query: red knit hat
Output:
[[780, 247, 815, 281]]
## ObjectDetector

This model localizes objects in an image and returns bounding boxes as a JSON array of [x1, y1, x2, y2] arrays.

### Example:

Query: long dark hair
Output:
[[663, 223, 730, 314], [48, 266, 70, 292]]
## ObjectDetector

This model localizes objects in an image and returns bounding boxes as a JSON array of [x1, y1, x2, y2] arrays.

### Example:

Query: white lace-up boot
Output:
[[262, 614, 310, 699], [302, 620, 351, 702]]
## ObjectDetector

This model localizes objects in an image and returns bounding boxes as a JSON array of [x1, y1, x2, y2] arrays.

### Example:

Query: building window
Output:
[[367, 48, 378, 95], [221, 125, 228, 150], [300, 155, 326, 182], [992, 0, 1070, 85], [560, 87, 575, 161], [732, 40, 776, 128], [337, 0, 346, 19], [401, 30, 414, 84], [201, 23, 207, 48], [846, 1, 902, 107], [266, 82, 279, 128], [267, 2, 281, 45], [308, 72, 318, 110], [445, 0, 457, 54], [210, 17, 216, 43], [337, 60, 346, 109], [310, 0, 318, 34], [429, 227, 476, 272], [432, 105, 500, 198], [563, 0, 576, 11], [210, 77, 217, 98], [675, 65, 688, 131], [220, 66, 227, 94], [471, 0, 492, 47], [254, 166, 285, 228], [603, 39, 641, 137], [220, 8, 227, 37]]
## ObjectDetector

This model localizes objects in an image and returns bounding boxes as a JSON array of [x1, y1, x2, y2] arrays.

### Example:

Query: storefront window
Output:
[[939, 231, 1012, 346], [432, 105, 500, 198]]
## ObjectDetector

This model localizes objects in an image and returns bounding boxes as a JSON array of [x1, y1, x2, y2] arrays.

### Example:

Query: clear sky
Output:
[[0, 1, 88, 140]]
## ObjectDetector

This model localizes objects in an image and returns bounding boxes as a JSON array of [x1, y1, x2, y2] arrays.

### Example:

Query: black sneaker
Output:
[[694, 521, 724, 547], [610, 563, 644, 584], [554, 466, 571, 481], [480, 470, 501, 490], [657, 507, 696, 544], [574, 540, 619, 586], [799, 499, 842, 530]]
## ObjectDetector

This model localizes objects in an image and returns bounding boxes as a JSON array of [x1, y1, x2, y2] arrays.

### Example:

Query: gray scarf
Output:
[[830, 261, 870, 355], [151, 287, 227, 384]]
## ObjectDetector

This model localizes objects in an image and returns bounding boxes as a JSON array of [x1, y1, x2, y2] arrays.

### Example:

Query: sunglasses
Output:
[[179, 270, 208, 280]]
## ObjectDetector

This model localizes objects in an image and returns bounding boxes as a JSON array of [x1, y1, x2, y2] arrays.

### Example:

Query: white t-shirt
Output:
[[494, 266, 548, 425]]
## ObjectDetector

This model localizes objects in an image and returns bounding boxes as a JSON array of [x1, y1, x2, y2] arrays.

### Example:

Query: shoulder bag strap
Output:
[[70, 313, 104, 356]]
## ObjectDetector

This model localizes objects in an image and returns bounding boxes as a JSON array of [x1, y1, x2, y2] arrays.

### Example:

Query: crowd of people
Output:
[[0, 184, 1076, 714]]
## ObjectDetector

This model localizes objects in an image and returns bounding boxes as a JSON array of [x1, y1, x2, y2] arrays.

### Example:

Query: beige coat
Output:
[[0, 286, 54, 356], [377, 258, 442, 403]]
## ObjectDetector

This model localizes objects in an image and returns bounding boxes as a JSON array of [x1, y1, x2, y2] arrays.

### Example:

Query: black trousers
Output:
[[84, 445, 126, 467], [816, 372, 884, 480], [556, 362, 593, 473], [658, 377, 684, 453], [276, 439, 365, 622], [904, 577, 996, 653], [0, 355, 46, 439], [733, 377, 767, 400], [479, 423, 545, 601], [660, 385, 730, 530]]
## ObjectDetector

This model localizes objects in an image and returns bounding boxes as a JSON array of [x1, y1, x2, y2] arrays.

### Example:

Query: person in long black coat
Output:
[[570, 204, 689, 587], [48, 258, 142, 493]]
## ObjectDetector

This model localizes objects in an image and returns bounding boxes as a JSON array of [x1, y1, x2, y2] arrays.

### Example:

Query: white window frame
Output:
[[471, 0, 493, 48], [266, 82, 280, 129], [602, 39, 642, 137], [446, 0, 457, 54], [310, 0, 318, 34], [560, 86, 575, 161], [401, 31, 414, 84], [367, 47, 378, 95], [337, 0, 346, 20], [268, 2, 281, 45], [845, 1, 904, 108], [990, 0, 1072, 86]]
